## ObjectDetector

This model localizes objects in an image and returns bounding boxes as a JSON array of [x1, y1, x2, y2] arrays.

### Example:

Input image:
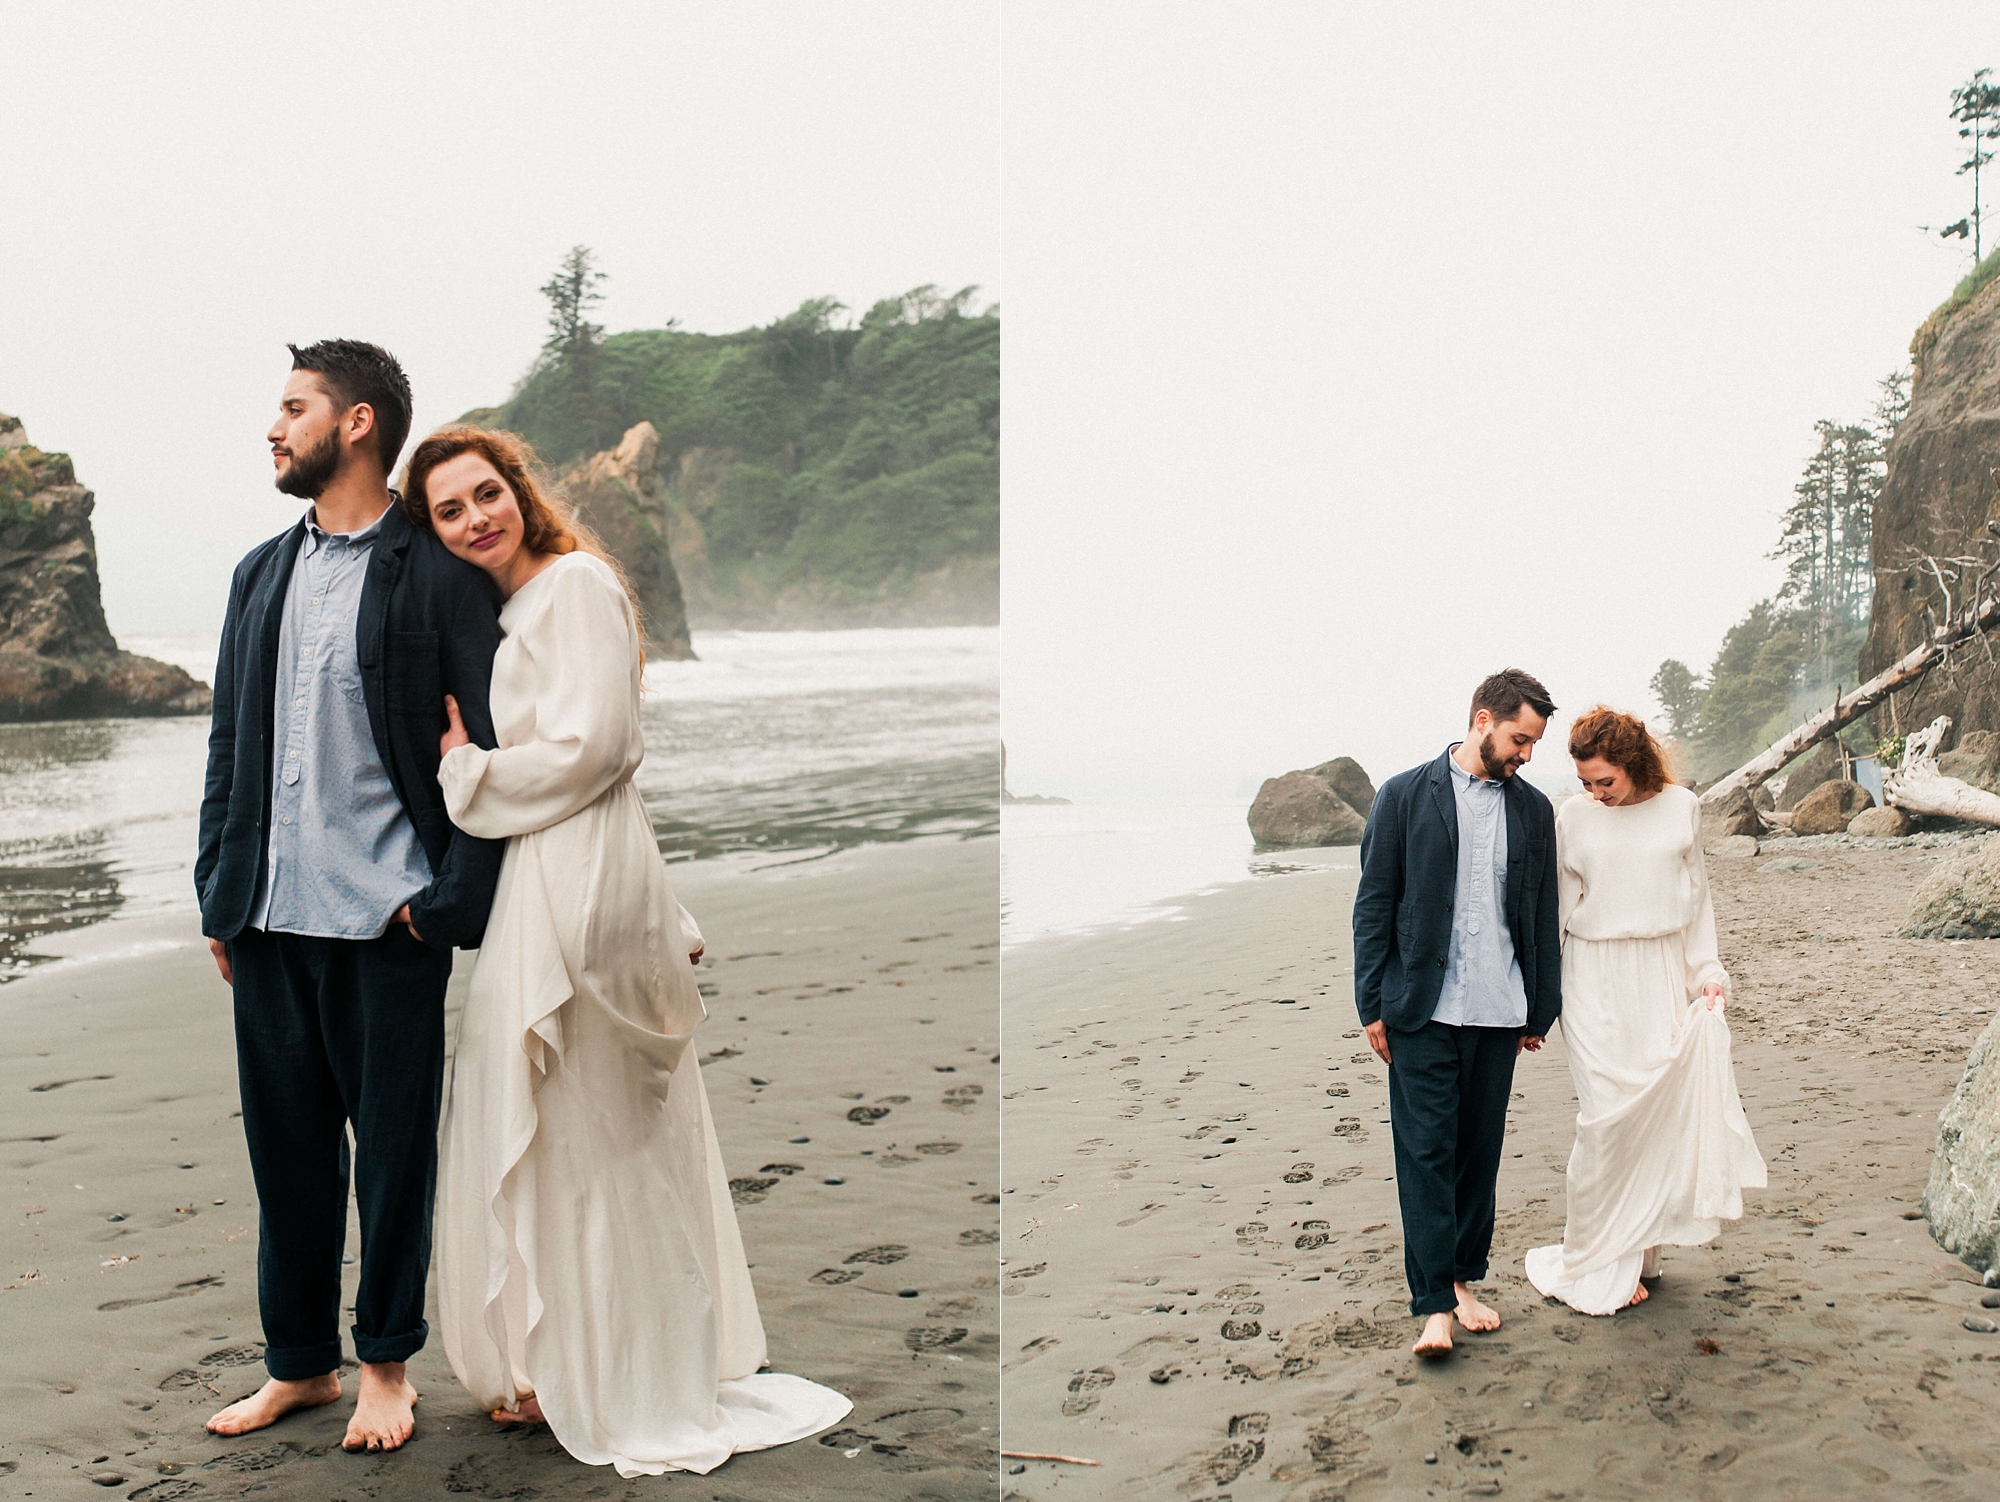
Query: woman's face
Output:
[[1574, 755, 1636, 805], [424, 452, 526, 575]]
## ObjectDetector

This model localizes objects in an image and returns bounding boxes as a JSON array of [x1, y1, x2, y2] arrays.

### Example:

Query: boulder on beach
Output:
[[1939, 729, 2000, 795], [1248, 769, 1367, 848], [1922, 1012, 2000, 1278], [1790, 779, 1873, 836], [1899, 837, 2000, 938], [1701, 787, 1762, 845], [1847, 805, 1914, 839], [1303, 757, 1376, 822], [1777, 740, 1843, 812]]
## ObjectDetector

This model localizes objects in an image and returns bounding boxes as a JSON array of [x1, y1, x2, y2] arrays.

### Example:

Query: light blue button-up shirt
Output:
[[246, 507, 432, 939], [1431, 745, 1529, 1028]]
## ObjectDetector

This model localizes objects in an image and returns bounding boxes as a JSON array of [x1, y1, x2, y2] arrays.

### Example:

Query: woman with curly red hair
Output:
[[1523, 706, 1767, 1316]]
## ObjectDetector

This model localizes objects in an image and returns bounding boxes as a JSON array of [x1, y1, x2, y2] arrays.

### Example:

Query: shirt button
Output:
[[282, 816, 292, 825]]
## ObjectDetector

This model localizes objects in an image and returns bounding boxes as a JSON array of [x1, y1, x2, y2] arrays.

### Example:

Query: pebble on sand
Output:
[[1966, 1316, 2000, 1333]]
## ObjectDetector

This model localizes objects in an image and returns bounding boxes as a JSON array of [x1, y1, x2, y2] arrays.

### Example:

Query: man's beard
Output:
[[274, 427, 343, 499], [1477, 732, 1519, 780]]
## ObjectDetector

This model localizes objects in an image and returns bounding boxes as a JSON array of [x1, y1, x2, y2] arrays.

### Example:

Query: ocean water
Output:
[[999, 798, 1358, 948], [0, 626, 997, 979]]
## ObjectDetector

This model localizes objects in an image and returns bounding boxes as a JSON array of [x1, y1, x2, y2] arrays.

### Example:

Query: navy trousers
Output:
[[228, 926, 450, 1380], [1386, 1020, 1519, 1317]]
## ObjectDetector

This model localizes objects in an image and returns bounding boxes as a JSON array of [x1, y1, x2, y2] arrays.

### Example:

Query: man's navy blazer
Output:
[[195, 501, 507, 951], [1352, 749, 1562, 1036]]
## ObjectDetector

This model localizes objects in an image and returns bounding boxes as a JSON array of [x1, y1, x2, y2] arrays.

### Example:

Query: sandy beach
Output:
[[1001, 835, 2000, 1500], [0, 835, 998, 1499]]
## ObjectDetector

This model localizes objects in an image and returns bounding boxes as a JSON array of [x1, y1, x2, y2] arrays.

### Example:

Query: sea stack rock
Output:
[[1247, 759, 1371, 848], [1862, 267, 2000, 729], [0, 415, 210, 722], [1789, 779, 1873, 835], [1700, 786, 1762, 845], [1922, 1011, 2000, 1279], [559, 421, 695, 661], [1304, 757, 1376, 821]]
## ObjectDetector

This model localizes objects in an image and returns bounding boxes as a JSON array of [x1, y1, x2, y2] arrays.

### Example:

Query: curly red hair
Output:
[[1567, 705, 1673, 794]]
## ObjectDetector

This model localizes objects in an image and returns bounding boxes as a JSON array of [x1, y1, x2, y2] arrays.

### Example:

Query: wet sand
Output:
[[0, 836, 997, 1499], [1000, 839, 2000, 1500]]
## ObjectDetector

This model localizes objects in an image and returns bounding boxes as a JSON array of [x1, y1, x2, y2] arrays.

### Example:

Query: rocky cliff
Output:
[[0, 415, 210, 722], [1861, 269, 2000, 743], [559, 421, 695, 660]]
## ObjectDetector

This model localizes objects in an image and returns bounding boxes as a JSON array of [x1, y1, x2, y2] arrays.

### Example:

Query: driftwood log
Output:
[[1884, 717, 2000, 825], [1700, 592, 2000, 809]]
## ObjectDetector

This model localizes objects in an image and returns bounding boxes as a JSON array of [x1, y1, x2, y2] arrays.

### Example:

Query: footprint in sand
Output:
[[906, 1326, 969, 1354], [1062, 1365, 1115, 1415], [1236, 1222, 1268, 1246], [942, 1084, 983, 1111], [810, 1268, 864, 1285], [1283, 1162, 1316, 1183], [729, 1176, 780, 1205], [845, 1244, 911, 1265], [878, 1095, 911, 1105], [1326, 1085, 1350, 1098], [1295, 1220, 1331, 1250], [197, 1345, 265, 1368], [848, 1106, 891, 1125], [915, 1141, 962, 1155], [1010, 1262, 1048, 1279], [959, 1228, 999, 1245], [1332, 1118, 1366, 1138], [758, 1162, 804, 1176], [1196, 1413, 1269, 1484], [1320, 1166, 1364, 1186], [1221, 1317, 1263, 1340]]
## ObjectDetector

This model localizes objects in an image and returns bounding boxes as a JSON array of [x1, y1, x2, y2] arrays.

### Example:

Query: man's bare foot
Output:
[[491, 1393, 546, 1425], [1413, 1311, 1454, 1356], [1626, 1280, 1651, 1308], [1453, 1282, 1501, 1333], [342, 1361, 419, 1453], [207, 1374, 341, 1436]]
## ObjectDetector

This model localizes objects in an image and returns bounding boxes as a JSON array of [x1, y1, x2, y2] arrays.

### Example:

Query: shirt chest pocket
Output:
[[329, 626, 367, 706]]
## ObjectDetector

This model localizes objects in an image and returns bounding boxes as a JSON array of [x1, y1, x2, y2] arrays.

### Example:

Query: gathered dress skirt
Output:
[[1524, 933, 1767, 1315]]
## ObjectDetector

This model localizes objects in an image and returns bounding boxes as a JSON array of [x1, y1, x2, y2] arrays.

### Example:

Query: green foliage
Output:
[[1649, 659, 1702, 738], [0, 446, 58, 523], [477, 282, 998, 597], [1912, 244, 2000, 366]]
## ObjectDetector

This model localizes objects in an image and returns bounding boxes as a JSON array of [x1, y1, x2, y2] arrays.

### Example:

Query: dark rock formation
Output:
[[1863, 274, 2000, 745], [1777, 740, 1842, 812], [1789, 779, 1873, 835], [1923, 1011, 2000, 1278], [1248, 763, 1369, 848], [0, 416, 210, 723], [559, 422, 694, 660], [1305, 757, 1376, 822]]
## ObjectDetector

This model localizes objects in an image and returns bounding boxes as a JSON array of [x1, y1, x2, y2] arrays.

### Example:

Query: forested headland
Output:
[[1657, 72, 2000, 783], [462, 251, 998, 628]]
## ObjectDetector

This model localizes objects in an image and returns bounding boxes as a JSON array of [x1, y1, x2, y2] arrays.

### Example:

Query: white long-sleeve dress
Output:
[[433, 551, 850, 1476], [1523, 785, 1767, 1315]]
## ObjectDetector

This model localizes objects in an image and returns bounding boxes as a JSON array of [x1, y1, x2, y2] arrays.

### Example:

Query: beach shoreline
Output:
[[1001, 839, 1998, 1500], [1, 834, 998, 1498]]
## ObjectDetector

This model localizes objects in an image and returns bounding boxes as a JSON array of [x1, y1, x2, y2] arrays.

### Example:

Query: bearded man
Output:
[[195, 341, 504, 1451], [1351, 668, 1563, 1358]]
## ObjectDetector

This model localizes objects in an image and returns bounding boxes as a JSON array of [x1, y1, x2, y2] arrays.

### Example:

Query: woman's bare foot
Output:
[[491, 1393, 547, 1425], [1626, 1280, 1651, 1307], [342, 1362, 419, 1453], [1453, 1281, 1502, 1333], [206, 1374, 341, 1436], [1413, 1311, 1454, 1356]]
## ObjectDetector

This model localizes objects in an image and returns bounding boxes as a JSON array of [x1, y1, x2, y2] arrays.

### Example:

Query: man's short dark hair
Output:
[[287, 339, 414, 475], [1469, 668, 1555, 727]]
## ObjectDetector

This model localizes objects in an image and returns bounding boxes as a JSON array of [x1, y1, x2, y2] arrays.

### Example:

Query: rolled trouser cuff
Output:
[[1409, 1292, 1457, 1318], [353, 1318, 428, 1367], [264, 1340, 344, 1382]]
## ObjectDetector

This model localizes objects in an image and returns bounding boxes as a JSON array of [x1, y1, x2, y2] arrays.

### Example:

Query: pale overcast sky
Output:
[[1, 1, 998, 636], [1002, 3, 1987, 800]]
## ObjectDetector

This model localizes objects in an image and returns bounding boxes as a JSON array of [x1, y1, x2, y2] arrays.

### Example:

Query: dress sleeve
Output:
[[438, 560, 643, 840], [1556, 799, 1583, 940], [1681, 791, 1729, 998]]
